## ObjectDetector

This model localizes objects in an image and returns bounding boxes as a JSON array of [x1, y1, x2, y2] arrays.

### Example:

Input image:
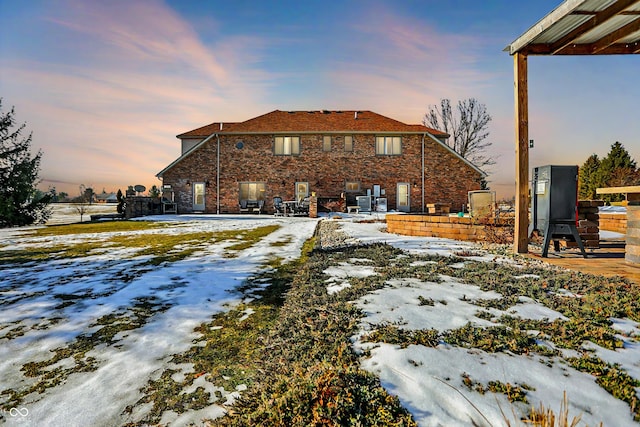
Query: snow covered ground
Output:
[[0, 213, 317, 426], [1, 212, 638, 426], [336, 221, 639, 427]]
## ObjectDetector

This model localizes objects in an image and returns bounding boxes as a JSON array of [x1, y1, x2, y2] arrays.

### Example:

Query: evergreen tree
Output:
[[149, 184, 160, 199], [595, 142, 638, 203], [578, 154, 602, 200], [0, 100, 51, 227]]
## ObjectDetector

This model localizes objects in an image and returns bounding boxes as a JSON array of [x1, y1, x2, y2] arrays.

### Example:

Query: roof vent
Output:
[[220, 122, 223, 130], [354, 111, 358, 120]]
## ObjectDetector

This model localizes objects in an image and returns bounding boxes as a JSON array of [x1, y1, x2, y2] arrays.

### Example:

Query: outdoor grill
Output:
[[529, 165, 586, 258]]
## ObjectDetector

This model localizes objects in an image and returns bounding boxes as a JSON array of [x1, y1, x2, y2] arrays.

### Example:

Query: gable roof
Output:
[[158, 110, 485, 178], [177, 122, 238, 138], [176, 110, 448, 138]]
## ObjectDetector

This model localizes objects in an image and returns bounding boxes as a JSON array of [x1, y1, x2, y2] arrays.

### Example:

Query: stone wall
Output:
[[161, 134, 483, 214], [599, 212, 627, 233], [568, 200, 603, 249], [626, 204, 640, 263], [386, 214, 513, 242]]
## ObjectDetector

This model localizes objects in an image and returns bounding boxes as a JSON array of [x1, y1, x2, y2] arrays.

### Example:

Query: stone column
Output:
[[309, 195, 318, 218], [626, 203, 640, 263]]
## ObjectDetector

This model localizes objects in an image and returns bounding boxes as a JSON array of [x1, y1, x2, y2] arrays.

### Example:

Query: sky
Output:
[[0, 0, 639, 200]]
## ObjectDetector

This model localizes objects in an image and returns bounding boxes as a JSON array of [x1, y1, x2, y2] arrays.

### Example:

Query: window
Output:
[[274, 136, 300, 155], [295, 182, 309, 202], [344, 135, 353, 152], [345, 181, 360, 192], [375, 136, 402, 155], [322, 136, 332, 152], [239, 182, 266, 201]]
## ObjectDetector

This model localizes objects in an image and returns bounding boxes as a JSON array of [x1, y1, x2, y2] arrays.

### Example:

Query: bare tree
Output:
[[423, 98, 495, 169]]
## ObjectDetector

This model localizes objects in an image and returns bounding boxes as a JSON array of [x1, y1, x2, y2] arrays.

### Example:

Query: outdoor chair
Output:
[[239, 200, 249, 213], [273, 197, 285, 216], [294, 197, 310, 216]]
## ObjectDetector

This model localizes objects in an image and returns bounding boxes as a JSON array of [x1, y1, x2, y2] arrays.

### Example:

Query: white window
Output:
[[239, 182, 266, 201], [344, 135, 353, 152], [295, 182, 309, 202], [375, 136, 402, 155], [274, 136, 300, 155], [323, 136, 332, 152]]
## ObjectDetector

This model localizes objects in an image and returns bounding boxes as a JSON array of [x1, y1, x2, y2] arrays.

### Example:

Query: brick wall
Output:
[[161, 134, 483, 214], [574, 200, 604, 249]]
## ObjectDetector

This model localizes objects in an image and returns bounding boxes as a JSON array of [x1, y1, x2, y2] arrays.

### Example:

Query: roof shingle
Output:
[[176, 110, 447, 138]]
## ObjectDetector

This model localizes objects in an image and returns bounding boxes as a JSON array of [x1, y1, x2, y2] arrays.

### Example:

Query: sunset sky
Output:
[[1, 0, 638, 200]]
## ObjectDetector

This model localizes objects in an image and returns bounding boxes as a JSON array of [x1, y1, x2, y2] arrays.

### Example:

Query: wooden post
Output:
[[514, 52, 529, 254]]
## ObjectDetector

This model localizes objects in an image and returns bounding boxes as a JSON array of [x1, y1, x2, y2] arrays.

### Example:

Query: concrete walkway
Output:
[[525, 237, 640, 284]]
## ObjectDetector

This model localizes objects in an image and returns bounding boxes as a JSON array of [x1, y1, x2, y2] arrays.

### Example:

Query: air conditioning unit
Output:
[[356, 195, 371, 213]]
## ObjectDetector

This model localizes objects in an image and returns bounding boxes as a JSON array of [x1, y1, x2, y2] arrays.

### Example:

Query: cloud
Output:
[[1, 0, 277, 195], [325, 4, 498, 123]]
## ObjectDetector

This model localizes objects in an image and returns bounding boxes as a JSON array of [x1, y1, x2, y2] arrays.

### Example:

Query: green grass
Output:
[[0, 222, 285, 414], [0, 224, 282, 266], [353, 251, 640, 421], [3, 219, 639, 423], [25, 220, 169, 236], [127, 238, 416, 426]]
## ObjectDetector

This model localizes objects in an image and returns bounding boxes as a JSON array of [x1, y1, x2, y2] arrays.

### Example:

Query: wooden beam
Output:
[[596, 185, 640, 194], [550, 0, 639, 54], [514, 53, 529, 254], [524, 42, 640, 55], [591, 18, 640, 53]]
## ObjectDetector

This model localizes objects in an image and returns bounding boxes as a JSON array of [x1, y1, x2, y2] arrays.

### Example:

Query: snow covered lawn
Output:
[[0, 214, 317, 425], [1, 214, 639, 426]]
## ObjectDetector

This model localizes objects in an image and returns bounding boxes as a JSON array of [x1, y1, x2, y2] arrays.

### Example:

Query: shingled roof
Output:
[[177, 110, 447, 138]]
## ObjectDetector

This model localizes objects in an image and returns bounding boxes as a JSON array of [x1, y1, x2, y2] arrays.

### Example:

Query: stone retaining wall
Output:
[[385, 214, 513, 242], [626, 205, 640, 263], [599, 212, 627, 233]]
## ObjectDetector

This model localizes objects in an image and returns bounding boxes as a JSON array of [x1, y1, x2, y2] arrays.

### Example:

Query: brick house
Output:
[[156, 110, 486, 214]]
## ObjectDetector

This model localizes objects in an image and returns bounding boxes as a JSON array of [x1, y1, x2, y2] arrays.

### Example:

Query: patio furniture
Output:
[[162, 197, 177, 214], [239, 199, 264, 214], [283, 200, 297, 216], [273, 197, 285, 216], [294, 197, 310, 216]]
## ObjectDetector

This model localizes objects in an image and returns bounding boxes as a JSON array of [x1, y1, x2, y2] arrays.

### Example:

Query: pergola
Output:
[[505, 0, 640, 254]]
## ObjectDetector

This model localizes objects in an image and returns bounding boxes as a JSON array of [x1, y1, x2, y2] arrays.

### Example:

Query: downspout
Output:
[[421, 133, 426, 214], [216, 133, 220, 215]]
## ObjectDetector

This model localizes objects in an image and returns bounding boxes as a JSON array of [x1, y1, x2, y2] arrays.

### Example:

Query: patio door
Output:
[[397, 183, 410, 212], [193, 182, 205, 211]]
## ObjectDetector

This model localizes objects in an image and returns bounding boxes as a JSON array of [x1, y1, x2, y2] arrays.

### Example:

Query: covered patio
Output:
[[505, 0, 640, 255]]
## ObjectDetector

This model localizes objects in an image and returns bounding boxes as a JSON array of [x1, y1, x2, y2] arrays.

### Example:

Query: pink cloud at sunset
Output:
[[1, 0, 638, 200]]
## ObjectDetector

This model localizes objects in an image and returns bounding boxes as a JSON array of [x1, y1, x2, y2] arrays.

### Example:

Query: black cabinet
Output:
[[530, 165, 586, 257]]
